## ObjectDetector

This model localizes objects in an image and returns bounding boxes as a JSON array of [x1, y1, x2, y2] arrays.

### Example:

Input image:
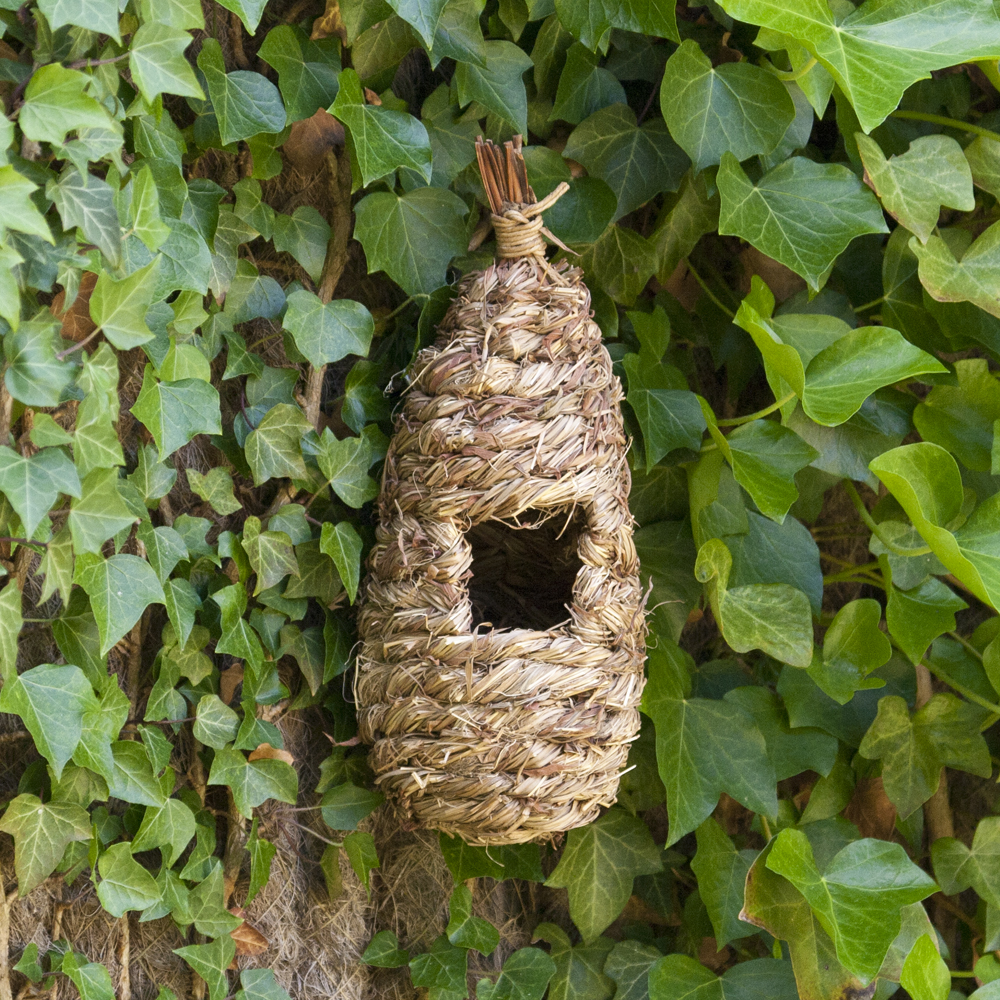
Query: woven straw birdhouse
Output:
[[356, 137, 647, 845]]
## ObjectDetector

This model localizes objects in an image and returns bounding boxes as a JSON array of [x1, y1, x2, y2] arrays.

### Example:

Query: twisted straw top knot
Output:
[[476, 135, 573, 260], [492, 182, 570, 259]]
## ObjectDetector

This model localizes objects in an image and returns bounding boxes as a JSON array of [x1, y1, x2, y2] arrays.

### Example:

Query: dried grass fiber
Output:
[[356, 138, 646, 845]]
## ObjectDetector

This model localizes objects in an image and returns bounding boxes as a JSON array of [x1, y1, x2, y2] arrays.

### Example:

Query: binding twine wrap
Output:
[[356, 136, 647, 845]]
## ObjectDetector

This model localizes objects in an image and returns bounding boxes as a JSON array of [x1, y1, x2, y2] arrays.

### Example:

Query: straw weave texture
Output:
[[356, 139, 646, 844]]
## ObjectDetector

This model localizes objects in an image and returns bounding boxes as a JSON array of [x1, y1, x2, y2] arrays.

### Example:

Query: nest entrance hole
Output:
[[466, 507, 584, 631]]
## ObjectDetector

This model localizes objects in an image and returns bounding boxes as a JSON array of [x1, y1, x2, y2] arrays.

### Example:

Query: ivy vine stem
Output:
[[760, 56, 818, 81], [716, 391, 797, 426], [890, 109, 1000, 141], [842, 480, 932, 557], [920, 658, 1000, 716], [684, 258, 736, 319]]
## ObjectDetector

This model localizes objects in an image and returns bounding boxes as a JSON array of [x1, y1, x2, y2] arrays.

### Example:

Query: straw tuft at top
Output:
[[475, 136, 571, 259]]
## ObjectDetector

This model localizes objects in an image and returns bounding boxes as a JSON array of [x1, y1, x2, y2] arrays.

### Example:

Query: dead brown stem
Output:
[[303, 149, 355, 430]]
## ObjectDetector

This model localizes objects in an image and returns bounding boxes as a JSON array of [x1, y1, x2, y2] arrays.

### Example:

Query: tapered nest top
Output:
[[475, 135, 570, 259]]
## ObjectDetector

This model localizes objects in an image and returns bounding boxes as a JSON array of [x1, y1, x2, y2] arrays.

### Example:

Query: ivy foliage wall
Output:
[[2, 0, 1000, 997]]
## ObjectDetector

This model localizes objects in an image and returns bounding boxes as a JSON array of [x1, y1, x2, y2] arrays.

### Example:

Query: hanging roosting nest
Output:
[[356, 137, 647, 845]]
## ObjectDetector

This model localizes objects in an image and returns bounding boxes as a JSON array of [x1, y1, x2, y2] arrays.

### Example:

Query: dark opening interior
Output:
[[466, 508, 585, 631]]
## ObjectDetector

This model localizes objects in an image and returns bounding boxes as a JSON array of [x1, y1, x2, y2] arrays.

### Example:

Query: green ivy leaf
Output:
[[174, 935, 237, 1000], [807, 598, 891, 705], [258, 24, 341, 123], [242, 516, 299, 595], [913, 358, 1000, 472], [197, 39, 286, 146], [76, 552, 165, 654], [454, 39, 533, 134], [212, 584, 264, 668], [718, 153, 887, 292], [648, 955, 799, 1000], [696, 538, 814, 666], [193, 694, 240, 750], [900, 933, 950, 1000], [132, 799, 197, 867], [691, 818, 758, 949], [61, 951, 116, 1000], [885, 572, 967, 667], [344, 829, 379, 897], [0, 581, 20, 686], [544, 808, 661, 942], [563, 103, 688, 220], [245, 403, 312, 485], [354, 184, 467, 296], [871, 442, 1000, 610], [477, 947, 557, 1000], [735, 282, 945, 427], [19, 64, 113, 146], [129, 22, 204, 103], [932, 815, 1000, 909], [661, 40, 796, 172], [602, 940, 661, 1000], [49, 167, 121, 267], [271, 206, 330, 284], [186, 468, 242, 516], [315, 428, 378, 508], [438, 834, 544, 882], [0, 663, 97, 779], [207, 748, 298, 817], [625, 368, 705, 471], [578, 223, 657, 306], [765, 829, 937, 983], [282, 289, 375, 369], [550, 42, 625, 125], [38, 0, 120, 37], [235, 969, 293, 1000], [716, 0, 1000, 132], [410, 937, 467, 996], [246, 816, 276, 906], [319, 521, 363, 603], [740, 840, 868, 1000], [553, 0, 677, 52], [4, 319, 74, 407], [0, 445, 80, 538], [447, 883, 500, 955], [331, 68, 432, 188], [131, 364, 222, 460], [362, 930, 410, 968], [0, 165, 55, 244], [320, 781, 383, 830], [856, 134, 974, 244], [858, 693, 991, 819], [96, 842, 161, 916], [0, 793, 91, 894]]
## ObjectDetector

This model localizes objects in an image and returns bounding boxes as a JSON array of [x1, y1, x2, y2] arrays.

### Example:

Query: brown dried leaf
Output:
[[248, 743, 295, 765], [51, 270, 98, 342], [312, 0, 346, 41], [219, 664, 244, 705], [844, 775, 897, 840], [738, 245, 806, 303], [231, 920, 269, 956], [284, 109, 344, 173], [363, 88, 381, 106]]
